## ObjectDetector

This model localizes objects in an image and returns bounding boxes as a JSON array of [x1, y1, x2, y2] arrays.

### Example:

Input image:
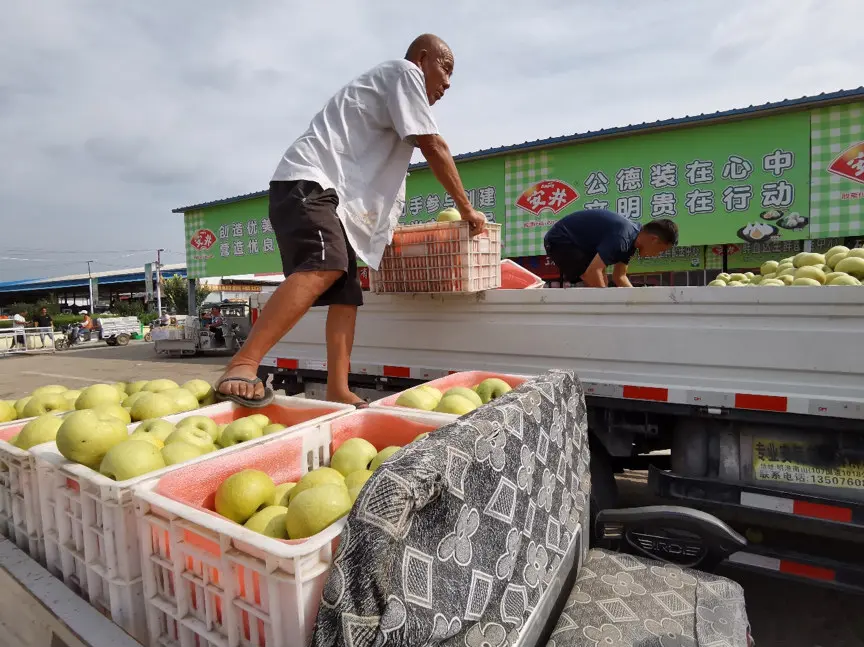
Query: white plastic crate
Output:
[[151, 327, 185, 341], [371, 369, 535, 410], [183, 317, 200, 341], [133, 407, 457, 647], [31, 396, 353, 644], [370, 221, 502, 294], [0, 410, 76, 564], [0, 408, 70, 430]]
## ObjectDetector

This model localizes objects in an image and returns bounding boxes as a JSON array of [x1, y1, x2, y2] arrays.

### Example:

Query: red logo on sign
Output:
[[190, 229, 216, 250], [515, 180, 579, 215], [711, 244, 740, 256], [827, 141, 864, 185]]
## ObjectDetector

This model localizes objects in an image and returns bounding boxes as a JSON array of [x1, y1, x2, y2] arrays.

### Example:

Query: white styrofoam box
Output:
[[133, 407, 457, 647], [31, 396, 353, 644], [370, 369, 535, 410], [0, 410, 75, 564]]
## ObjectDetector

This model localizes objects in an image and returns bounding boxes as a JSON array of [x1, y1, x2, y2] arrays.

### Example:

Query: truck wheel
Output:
[[115, 334, 130, 346], [589, 435, 618, 540]]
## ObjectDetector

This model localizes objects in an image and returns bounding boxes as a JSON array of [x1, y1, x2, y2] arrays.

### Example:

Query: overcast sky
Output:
[[1, 0, 861, 280]]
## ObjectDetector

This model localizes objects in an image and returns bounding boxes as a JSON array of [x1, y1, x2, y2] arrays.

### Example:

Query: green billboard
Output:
[[628, 245, 704, 273], [810, 103, 864, 238], [400, 157, 505, 226], [184, 196, 279, 278], [502, 112, 811, 257]]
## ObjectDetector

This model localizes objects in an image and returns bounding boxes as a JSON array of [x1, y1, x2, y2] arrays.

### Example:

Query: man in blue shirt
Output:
[[544, 209, 678, 287]]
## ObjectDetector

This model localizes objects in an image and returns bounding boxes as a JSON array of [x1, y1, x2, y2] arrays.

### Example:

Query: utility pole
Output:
[[155, 249, 164, 316], [86, 260, 95, 312]]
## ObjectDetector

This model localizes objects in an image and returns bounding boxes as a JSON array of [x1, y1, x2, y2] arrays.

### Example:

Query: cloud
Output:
[[0, 0, 861, 279]]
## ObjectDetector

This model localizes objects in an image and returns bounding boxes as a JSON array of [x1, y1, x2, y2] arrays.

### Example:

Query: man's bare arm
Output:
[[416, 134, 486, 235], [612, 263, 633, 287], [581, 254, 609, 288]]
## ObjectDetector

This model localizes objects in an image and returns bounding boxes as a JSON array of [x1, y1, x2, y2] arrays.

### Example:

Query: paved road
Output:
[[0, 343, 227, 400], [1, 344, 862, 646]]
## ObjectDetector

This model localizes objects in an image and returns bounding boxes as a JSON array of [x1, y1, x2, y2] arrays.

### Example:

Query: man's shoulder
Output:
[[370, 59, 417, 75], [354, 59, 419, 87]]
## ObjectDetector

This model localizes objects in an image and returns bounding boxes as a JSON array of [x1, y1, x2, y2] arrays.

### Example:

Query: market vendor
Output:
[[544, 208, 679, 287]]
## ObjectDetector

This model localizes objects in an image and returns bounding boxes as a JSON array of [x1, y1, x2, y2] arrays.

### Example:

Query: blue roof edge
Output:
[[0, 268, 187, 293], [172, 87, 864, 213]]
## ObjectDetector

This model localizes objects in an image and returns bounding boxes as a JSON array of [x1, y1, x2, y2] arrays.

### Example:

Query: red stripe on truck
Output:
[[793, 500, 853, 523], [779, 560, 836, 582], [383, 366, 410, 378], [734, 393, 787, 412], [622, 386, 669, 402], [276, 358, 298, 369]]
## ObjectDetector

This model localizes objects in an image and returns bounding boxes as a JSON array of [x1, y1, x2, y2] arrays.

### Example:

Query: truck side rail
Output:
[[255, 287, 864, 418]]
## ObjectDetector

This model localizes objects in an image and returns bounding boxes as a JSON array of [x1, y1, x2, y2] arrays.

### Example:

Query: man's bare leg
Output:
[[325, 304, 363, 405], [216, 270, 341, 400]]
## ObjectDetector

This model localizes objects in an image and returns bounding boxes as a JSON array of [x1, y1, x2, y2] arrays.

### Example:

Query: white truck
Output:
[[253, 285, 864, 593]]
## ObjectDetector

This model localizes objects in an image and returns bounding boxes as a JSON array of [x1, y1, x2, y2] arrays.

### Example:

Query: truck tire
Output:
[[589, 435, 618, 540], [115, 333, 130, 346]]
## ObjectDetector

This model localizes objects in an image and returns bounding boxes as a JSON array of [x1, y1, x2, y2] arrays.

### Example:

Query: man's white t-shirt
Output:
[[12, 314, 25, 328], [271, 59, 440, 270]]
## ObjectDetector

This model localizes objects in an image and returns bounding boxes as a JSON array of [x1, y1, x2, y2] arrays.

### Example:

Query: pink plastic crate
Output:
[[371, 370, 534, 410], [499, 259, 545, 289], [133, 407, 457, 647], [31, 396, 352, 645], [370, 221, 502, 294]]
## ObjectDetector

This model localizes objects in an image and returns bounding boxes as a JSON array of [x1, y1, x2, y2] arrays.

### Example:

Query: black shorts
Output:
[[269, 179, 363, 307], [543, 239, 595, 283]]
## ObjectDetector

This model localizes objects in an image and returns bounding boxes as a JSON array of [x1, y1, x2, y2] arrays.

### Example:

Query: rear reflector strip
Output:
[[780, 560, 836, 582], [622, 386, 668, 402], [276, 358, 298, 369], [793, 500, 854, 523], [383, 366, 411, 379], [729, 552, 837, 582], [734, 393, 788, 412], [740, 491, 852, 523]]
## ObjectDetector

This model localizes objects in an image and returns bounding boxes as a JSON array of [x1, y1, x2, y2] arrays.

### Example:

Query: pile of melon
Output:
[[708, 247, 864, 287]]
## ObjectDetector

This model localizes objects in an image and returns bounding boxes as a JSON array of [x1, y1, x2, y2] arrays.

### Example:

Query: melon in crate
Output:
[[133, 408, 456, 647]]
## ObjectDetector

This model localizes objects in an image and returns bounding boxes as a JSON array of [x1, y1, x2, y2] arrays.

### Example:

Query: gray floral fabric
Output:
[[310, 369, 591, 647], [546, 549, 750, 647]]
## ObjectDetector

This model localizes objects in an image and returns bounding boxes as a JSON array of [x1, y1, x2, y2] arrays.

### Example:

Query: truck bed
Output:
[[258, 287, 864, 418]]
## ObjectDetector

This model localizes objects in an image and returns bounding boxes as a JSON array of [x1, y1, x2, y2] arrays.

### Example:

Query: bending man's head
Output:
[[636, 219, 679, 257], [405, 34, 453, 106]]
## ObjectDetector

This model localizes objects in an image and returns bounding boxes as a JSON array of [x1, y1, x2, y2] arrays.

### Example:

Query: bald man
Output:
[[214, 34, 486, 408]]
